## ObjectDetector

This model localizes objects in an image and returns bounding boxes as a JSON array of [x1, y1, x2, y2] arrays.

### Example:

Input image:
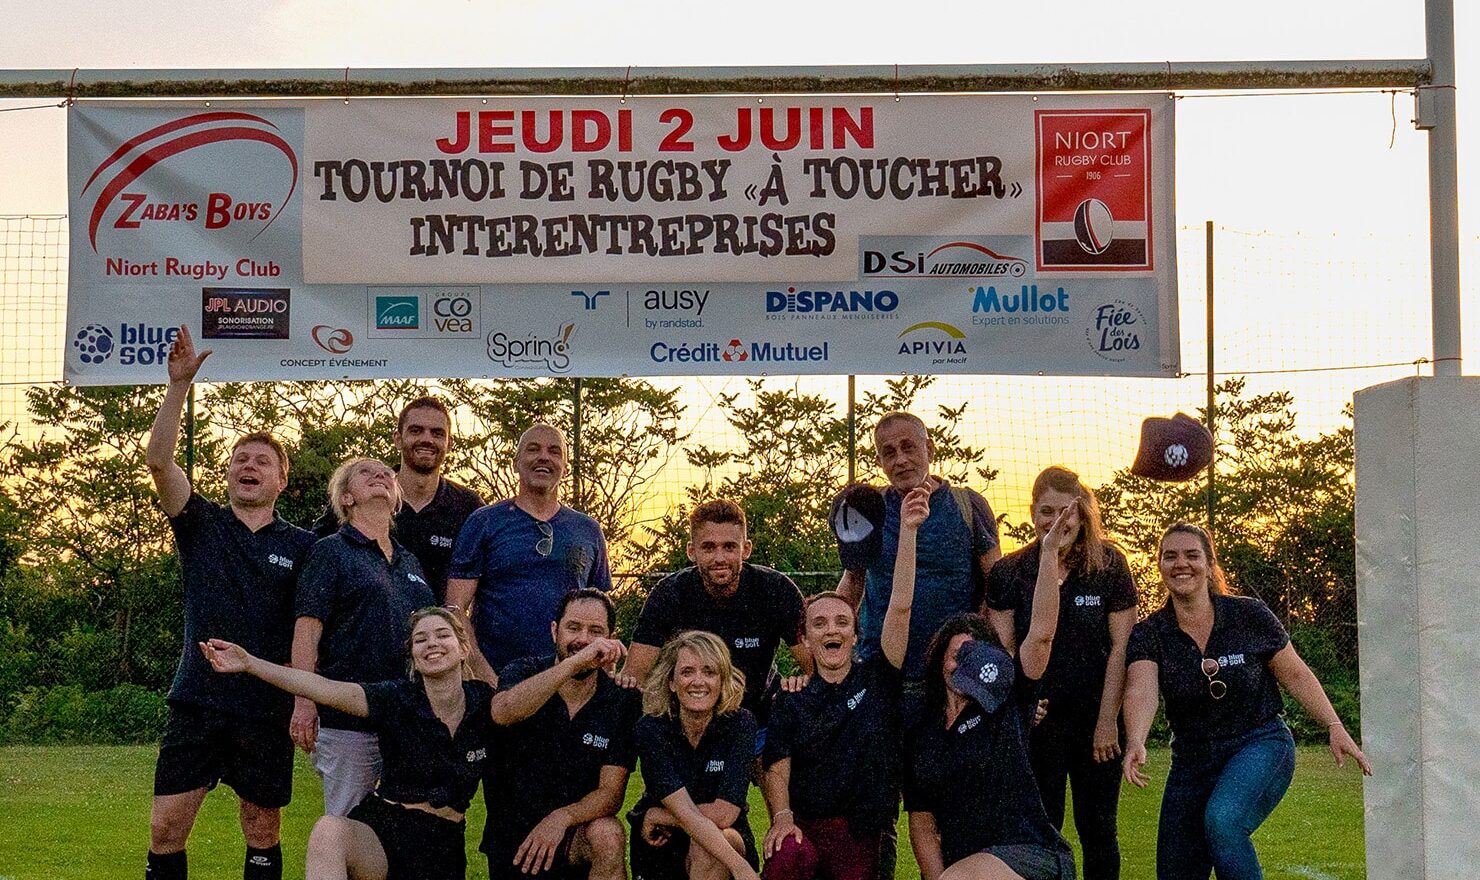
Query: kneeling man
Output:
[[485, 589, 641, 880]]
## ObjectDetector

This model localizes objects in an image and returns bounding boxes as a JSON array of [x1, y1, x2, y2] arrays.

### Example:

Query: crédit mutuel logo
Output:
[[82, 111, 298, 253]]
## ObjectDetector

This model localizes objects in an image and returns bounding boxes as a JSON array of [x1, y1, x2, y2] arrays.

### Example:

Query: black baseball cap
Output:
[[830, 483, 885, 571], [949, 640, 1016, 714], [1131, 413, 1214, 482]]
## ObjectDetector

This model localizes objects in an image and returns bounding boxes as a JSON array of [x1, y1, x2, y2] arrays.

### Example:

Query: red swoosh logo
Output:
[[87, 117, 298, 251]]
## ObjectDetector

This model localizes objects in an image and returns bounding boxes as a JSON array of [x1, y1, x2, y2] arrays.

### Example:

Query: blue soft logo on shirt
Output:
[[956, 715, 981, 734], [466, 747, 487, 762], [430, 535, 453, 548], [409, 573, 427, 585], [705, 760, 725, 772], [266, 554, 294, 570], [1217, 654, 1246, 668], [582, 732, 610, 749], [733, 637, 761, 649], [1074, 595, 1102, 607], [846, 688, 868, 710]]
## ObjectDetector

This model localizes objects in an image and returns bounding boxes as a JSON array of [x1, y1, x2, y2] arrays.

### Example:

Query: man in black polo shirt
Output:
[[484, 589, 640, 880], [143, 326, 316, 880], [624, 499, 810, 749], [312, 396, 483, 603]]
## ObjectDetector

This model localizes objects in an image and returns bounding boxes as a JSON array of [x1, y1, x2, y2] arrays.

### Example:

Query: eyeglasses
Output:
[[535, 520, 554, 557], [1201, 657, 1227, 700]]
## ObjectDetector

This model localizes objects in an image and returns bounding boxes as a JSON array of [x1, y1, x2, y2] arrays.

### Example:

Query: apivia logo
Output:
[[897, 322, 967, 365], [375, 295, 419, 330], [862, 239, 1028, 278], [764, 287, 898, 321], [71, 322, 180, 368]]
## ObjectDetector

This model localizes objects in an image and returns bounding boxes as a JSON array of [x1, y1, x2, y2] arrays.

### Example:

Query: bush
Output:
[[1, 683, 167, 744], [0, 620, 38, 716]]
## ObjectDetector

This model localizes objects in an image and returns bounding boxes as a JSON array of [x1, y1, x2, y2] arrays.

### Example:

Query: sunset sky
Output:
[[0, 0, 1472, 534]]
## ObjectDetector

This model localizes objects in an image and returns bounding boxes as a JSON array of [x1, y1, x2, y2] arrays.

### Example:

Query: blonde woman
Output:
[[629, 630, 762, 880], [203, 607, 491, 880]]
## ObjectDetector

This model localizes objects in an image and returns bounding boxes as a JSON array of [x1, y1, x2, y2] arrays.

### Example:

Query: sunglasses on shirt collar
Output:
[[1201, 657, 1227, 700], [535, 520, 554, 557]]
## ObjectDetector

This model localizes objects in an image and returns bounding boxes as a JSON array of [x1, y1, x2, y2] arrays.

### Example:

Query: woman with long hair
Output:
[[986, 466, 1137, 879], [1122, 523, 1371, 880], [202, 606, 491, 880], [629, 629, 762, 880], [903, 486, 1077, 880]]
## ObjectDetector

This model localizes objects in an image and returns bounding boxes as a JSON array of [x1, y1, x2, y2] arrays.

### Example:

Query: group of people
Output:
[[143, 326, 1370, 880]]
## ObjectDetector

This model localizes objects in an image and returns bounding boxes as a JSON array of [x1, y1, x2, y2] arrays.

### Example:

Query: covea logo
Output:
[[82, 111, 299, 252]]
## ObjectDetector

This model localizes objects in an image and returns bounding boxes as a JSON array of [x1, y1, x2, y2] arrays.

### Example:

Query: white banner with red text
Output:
[[65, 95, 1178, 384]]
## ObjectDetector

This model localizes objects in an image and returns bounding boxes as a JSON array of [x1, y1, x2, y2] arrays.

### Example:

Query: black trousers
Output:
[[1029, 705, 1122, 880]]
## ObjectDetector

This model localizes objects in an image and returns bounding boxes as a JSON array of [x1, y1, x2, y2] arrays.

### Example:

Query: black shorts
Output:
[[976, 843, 1076, 880], [349, 794, 467, 880], [628, 808, 758, 880], [153, 701, 293, 808]]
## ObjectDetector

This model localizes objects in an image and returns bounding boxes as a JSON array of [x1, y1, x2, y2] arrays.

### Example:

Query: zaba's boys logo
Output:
[[82, 111, 299, 251]]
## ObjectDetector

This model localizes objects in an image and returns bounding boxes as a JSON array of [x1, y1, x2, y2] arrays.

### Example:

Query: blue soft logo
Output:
[[72, 324, 116, 364]]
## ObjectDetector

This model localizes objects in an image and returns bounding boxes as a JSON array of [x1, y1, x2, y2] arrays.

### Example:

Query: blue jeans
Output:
[[1156, 720, 1295, 880]]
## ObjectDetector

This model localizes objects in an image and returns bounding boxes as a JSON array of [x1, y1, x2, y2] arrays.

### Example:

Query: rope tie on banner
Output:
[[893, 64, 900, 102], [620, 66, 632, 104], [65, 68, 79, 106], [343, 66, 351, 104], [1165, 60, 1174, 99]]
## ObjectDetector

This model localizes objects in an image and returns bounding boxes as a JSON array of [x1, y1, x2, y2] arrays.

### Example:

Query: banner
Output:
[[65, 95, 1178, 384]]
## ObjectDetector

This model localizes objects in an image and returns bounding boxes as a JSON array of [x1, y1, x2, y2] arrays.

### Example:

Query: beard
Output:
[[402, 444, 444, 475]]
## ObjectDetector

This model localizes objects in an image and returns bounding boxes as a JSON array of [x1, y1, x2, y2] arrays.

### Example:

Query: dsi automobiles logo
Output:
[[863, 241, 1028, 278], [81, 111, 298, 251]]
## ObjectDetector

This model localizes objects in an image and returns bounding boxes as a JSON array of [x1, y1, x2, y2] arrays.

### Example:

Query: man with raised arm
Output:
[[143, 326, 316, 880], [446, 422, 612, 682], [483, 589, 641, 880]]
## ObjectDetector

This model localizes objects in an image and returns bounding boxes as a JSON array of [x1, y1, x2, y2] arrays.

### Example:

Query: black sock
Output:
[[244, 844, 283, 880], [146, 849, 187, 880]]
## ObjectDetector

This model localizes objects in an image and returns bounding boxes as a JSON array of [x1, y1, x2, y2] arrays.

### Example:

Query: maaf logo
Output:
[[82, 111, 298, 251]]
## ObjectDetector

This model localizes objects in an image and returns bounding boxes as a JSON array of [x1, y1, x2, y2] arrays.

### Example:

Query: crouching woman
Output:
[[202, 607, 491, 880]]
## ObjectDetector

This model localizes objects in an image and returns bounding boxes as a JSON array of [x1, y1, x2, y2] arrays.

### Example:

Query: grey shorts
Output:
[[312, 727, 382, 817]]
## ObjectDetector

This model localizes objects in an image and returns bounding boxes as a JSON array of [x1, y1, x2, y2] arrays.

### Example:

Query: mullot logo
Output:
[[765, 288, 897, 314], [72, 322, 180, 367], [375, 296, 420, 330], [972, 285, 1070, 314]]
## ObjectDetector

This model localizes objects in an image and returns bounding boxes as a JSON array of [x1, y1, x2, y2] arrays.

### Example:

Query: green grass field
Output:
[[0, 746, 1364, 880]]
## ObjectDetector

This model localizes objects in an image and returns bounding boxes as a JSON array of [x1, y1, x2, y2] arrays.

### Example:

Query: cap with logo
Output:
[[1131, 413, 1214, 482], [830, 483, 885, 571], [949, 640, 1016, 714]]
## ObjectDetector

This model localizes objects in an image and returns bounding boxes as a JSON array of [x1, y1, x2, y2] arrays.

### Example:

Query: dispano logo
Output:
[[81, 111, 298, 251]]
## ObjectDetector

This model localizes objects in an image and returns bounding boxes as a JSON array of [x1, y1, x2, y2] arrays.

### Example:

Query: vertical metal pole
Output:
[[185, 384, 196, 485], [1427, 0, 1462, 376], [571, 378, 583, 507], [1205, 221, 1216, 538], [847, 375, 857, 484]]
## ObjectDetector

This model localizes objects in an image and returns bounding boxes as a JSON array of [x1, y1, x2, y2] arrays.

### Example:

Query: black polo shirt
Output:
[[167, 493, 316, 720], [1127, 594, 1290, 749], [482, 653, 642, 854], [362, 677, 496, 813], [904, 664, 1067, 866], [986, 542, 1138, 713], [313, 476, 483, 604], [632, 564, 804, 721], [764, 653, 902, 835], [295, 525, 434, 731], [634, 709, 756, 825]]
